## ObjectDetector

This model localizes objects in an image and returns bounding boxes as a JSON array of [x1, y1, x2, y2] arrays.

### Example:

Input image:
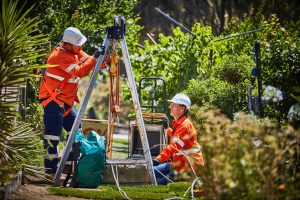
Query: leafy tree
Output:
[[24, 0, 143, 122], [131, 25, 215, 100], [28, 0, 142, 53]]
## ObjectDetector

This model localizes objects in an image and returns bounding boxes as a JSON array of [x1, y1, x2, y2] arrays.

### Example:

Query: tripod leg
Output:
[[53, 36, 111, 186], [120, 38, 157, 185]]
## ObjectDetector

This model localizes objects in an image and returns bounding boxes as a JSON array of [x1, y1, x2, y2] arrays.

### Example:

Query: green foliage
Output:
[[0, 0, 48, 184], [28, 0, 143, 123], [185, 78, 247, 118], [131, 25, 215, 99], [222, 13, 300, 124], [189, 108, 300, 199], [131, 11, 299, 125], [213, 55, 253, 85], [30, 0, 142, 53]]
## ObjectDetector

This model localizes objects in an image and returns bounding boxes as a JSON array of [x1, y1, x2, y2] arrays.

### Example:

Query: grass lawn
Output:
[[111, 138, 129, 159], [48, 138, 205, 199], [48, 182, 203, 199]]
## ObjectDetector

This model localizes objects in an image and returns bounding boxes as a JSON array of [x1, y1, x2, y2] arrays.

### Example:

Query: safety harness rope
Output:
[[107, 43, 121, 158], [41, 72, 73, 116]]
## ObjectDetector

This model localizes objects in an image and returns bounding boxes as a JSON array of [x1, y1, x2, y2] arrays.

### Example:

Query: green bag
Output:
[[75, 131, 106, 188]]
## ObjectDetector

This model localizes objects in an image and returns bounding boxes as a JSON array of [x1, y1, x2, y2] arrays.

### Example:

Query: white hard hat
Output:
[[168, 94, 191, 110], [62, 27, 87, 46]]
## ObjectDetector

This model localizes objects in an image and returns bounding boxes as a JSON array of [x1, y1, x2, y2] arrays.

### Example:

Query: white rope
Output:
[[183, 185, 192, 197], [153, 167, 174, 183], [183, 177, 202, 200], [143, 144, 174, 183], [170, 146, 198, 180], [110, 164, 131, 200]]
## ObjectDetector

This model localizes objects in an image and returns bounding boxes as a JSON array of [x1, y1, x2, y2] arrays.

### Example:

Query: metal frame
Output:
[[53, 17, 157, 186], [138, 77, 166, 114]]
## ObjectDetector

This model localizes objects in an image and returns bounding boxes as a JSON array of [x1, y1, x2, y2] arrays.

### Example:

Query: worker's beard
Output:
[[70, 46, 81, 55]]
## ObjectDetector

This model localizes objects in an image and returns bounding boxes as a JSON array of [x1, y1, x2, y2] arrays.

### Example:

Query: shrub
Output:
[[185, 78, 247, 118], [213, 55, 253, 85], [189, 107, 300, 199]]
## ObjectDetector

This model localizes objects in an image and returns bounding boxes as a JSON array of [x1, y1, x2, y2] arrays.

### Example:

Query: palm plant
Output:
[[0, 0, 48, 185]]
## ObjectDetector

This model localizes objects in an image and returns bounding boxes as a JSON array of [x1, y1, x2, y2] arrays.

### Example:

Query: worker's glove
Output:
[[93, 47, 103, 58], [161, 116, 169, 129], [100, 55, 111, 69], [152, 158, 160, 166]]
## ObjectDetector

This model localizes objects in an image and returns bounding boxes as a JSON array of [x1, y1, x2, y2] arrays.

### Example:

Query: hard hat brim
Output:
[[168, 99, 182, 104], [167, 99, 190, 110], [74, 35, 87, 46]]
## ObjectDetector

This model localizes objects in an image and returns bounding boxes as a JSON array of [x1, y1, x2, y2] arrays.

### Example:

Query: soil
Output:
[[10, 184, 85, 200]]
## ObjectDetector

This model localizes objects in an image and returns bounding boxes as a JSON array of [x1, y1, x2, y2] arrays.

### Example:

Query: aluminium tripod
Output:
[[53, 17, 157, 186]]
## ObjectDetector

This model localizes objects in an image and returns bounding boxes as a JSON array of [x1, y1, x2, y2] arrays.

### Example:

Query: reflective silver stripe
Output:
[[172, 137, 185, 147], [46, 154, 58, 159], [66, 63, 78, 72], [45, 71, 64, 81], [79, 53, 88, 62], [68, 76, 80, 83], [45, 71, 79, 83], [175, 147, 201, 156], [44, 135, 60, 141]]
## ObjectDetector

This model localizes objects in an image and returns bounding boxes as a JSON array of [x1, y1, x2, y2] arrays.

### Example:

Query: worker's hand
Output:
[[161, 116, 169, 129], [152, 158, 160, 166], [93, 47, 102, 58]]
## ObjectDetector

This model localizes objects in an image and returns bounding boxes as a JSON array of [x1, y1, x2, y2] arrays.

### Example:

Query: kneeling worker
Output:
[[153, 94, 205, 185]]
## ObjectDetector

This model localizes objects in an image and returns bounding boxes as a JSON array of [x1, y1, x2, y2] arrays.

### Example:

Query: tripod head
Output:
[[107, 16, 126, 40]]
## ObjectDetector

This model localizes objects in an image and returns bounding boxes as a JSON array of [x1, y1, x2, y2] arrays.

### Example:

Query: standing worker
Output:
[[153, 94, 205, 185], [39, 27, 105, 174]]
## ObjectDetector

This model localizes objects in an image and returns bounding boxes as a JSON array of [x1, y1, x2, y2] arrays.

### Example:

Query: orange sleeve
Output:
[[78, 50, 89, 62], [60, 52, 96, 78], [157, 125, 188, 162], [166, 127, 173, 138]]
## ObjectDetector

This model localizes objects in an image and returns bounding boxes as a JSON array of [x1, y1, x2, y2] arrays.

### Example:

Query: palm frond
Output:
[[0, 0, 48, 184]]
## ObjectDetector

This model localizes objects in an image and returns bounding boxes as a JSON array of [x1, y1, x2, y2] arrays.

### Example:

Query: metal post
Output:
[[254, 41, 264, 118]]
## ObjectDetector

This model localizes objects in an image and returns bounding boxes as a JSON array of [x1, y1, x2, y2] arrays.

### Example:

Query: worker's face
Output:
[[70, 44, 82, 55], [65, 43, 82, 55], [169, 102, 185, 119]]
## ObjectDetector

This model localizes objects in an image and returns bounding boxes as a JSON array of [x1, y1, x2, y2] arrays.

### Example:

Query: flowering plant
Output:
[[287, 104, 300, 122], [261, 85, 283, 102]]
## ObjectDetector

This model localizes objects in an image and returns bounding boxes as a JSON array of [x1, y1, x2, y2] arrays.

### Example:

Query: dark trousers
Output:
[[43, 101, 80, 173], [154, 163, 174, 185]]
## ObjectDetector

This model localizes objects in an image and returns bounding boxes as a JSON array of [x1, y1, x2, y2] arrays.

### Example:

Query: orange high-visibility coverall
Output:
[[39, 43, 96, 107], [156, 116, 205, 172]]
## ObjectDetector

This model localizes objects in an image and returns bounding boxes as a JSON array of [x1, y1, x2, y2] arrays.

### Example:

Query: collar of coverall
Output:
[[172, 115, 188, 129]]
